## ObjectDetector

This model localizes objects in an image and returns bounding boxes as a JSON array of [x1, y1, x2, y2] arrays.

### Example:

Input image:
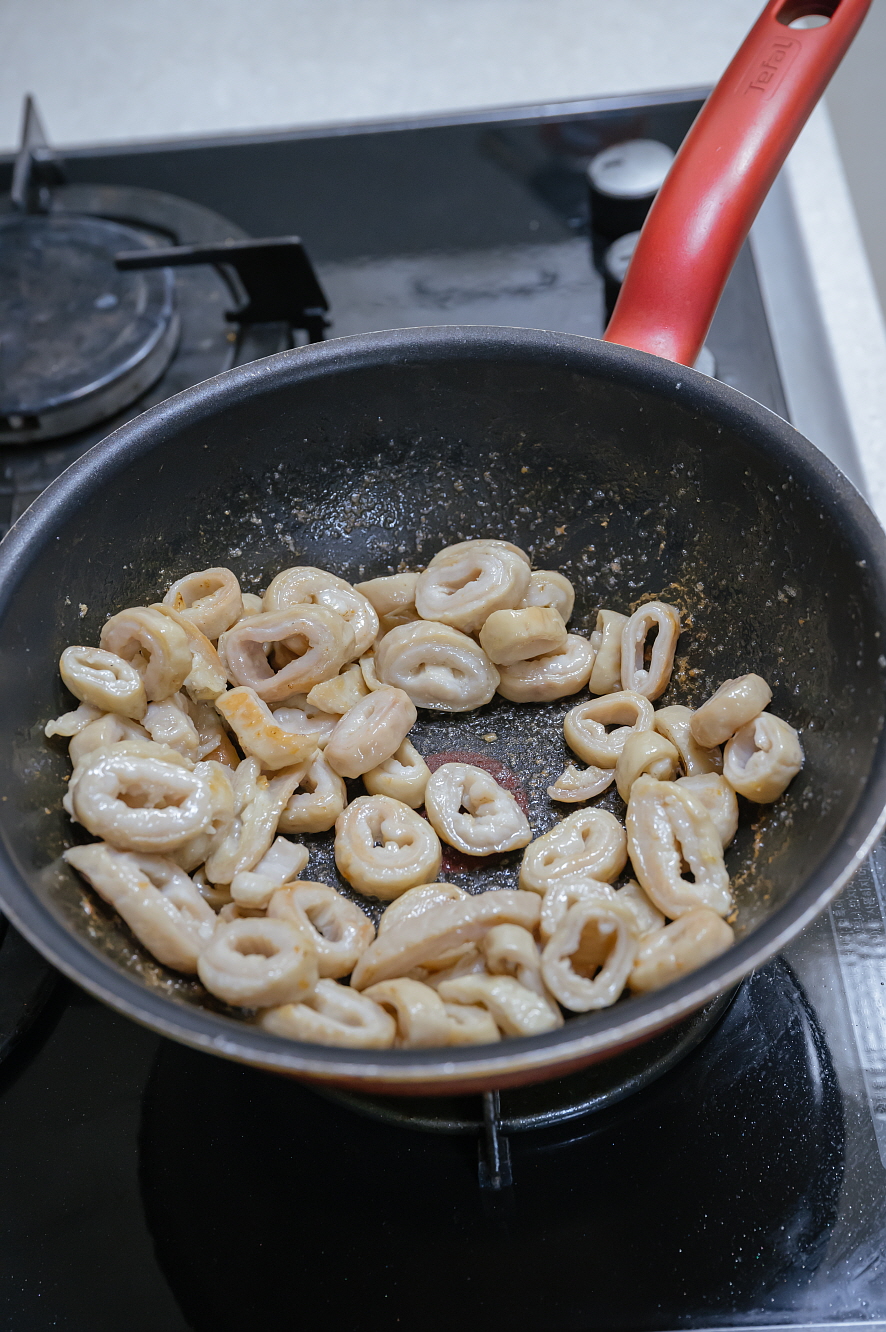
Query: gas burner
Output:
[[138, 960, 844, 1328], [0, 96, 329, 534], [0, 213, 179, 443], [0, 180, 242, 532], [319, 986, 734, 1140]]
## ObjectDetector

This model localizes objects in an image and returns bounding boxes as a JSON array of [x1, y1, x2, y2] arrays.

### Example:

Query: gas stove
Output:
[[1, 88, 885, 1331]]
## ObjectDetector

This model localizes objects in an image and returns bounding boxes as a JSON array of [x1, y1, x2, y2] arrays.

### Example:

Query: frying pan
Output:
[[0, 0, 883, 1096]]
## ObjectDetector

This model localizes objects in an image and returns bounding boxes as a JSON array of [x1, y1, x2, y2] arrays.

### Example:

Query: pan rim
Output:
[[2, 322, 886, 1085]]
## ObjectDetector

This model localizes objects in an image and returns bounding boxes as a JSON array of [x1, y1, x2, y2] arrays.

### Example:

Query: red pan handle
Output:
[[603, 0, 871, 367]]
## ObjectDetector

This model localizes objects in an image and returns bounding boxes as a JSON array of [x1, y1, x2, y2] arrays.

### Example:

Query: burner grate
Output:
[[318, 984, 736, 1139]]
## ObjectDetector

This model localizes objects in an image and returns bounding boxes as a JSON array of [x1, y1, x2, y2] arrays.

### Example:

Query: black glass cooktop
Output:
[[1, 90, 884, 1331]]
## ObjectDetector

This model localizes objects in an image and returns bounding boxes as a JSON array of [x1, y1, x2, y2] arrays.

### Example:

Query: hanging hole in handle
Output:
[[776, 0, 840, 26]]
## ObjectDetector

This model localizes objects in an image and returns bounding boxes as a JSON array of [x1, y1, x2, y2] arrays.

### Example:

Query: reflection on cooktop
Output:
[[140, 959, 843, 1331]]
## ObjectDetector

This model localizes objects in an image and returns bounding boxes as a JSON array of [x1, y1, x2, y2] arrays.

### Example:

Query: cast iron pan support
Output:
[[10, 94, 66, 215], [479, 1092, 513, 1192], [116, 236, 330, 345]]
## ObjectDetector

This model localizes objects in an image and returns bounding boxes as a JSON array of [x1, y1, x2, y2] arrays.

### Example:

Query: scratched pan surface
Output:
[[0, 326, 885, 1092]]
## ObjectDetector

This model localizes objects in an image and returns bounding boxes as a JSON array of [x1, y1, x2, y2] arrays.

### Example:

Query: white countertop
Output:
[[0, 0, 763, 152], [3, 0, 886, 529]]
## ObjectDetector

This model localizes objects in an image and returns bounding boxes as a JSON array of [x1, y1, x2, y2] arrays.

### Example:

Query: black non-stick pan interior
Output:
[[0, 326, 884, 1069]]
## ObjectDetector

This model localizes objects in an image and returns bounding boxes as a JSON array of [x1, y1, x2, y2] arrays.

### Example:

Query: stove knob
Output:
[[602, 230, 641, 320], [587, 139, 675, 242]]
